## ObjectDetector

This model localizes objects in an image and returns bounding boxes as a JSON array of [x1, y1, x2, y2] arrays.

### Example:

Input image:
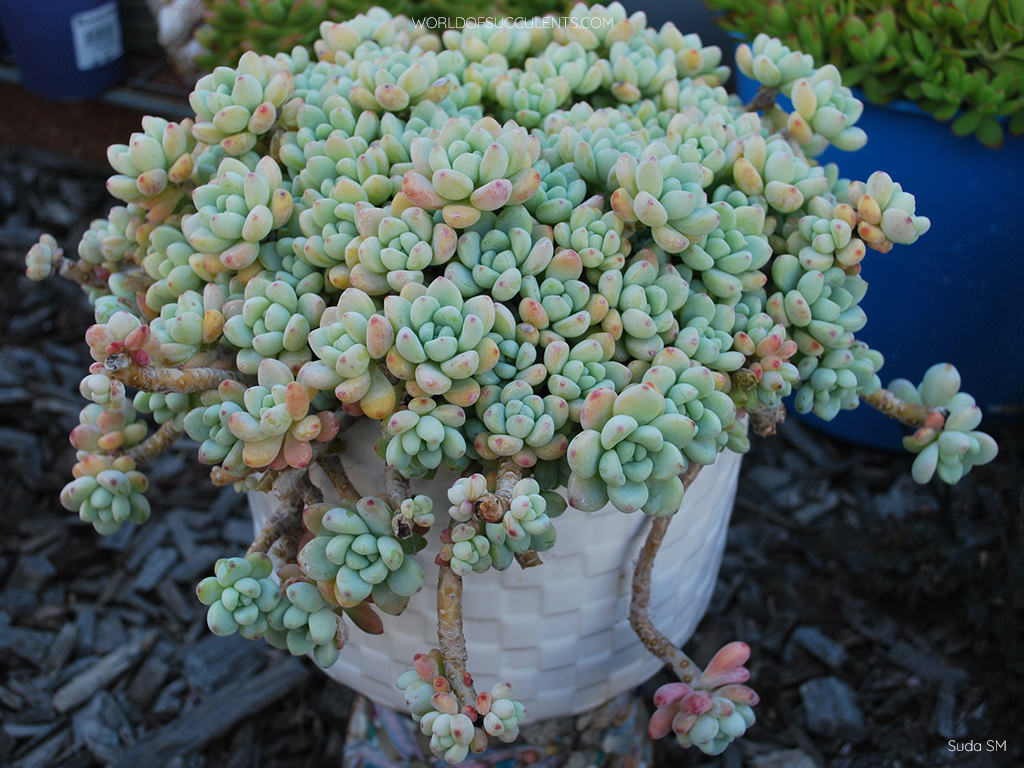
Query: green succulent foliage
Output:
[[349, 49, 470, 113], [78, 206, 142, 274], [25, 233, 63, 282], [553, 203, 630, 275], [148, 284, 232, 366], [890, 363, 999, 484], [193, 0, 560, 75], [383, 276, 500, 402], [30, 7, 1009, 765], [474, 378, 571, 465], [300, 286, 398, 418], [598, 257, 690, 362], [197, 552, 346, 667], [642, 347, 740, 461], [444, 522, 493, 576], [543, 337, 631, 417], [382, 396, 469, 477], [528, 159, 593, 225], [475, 304, 548, 388], [397, 652, 526, 763], [298, 498, 427, 614], [59, 454, 151, 535], [445, 206, 554, 300], [186, 155, 295, 272], [106, 116, 196, 206], [80, 371, 128, 411], [183, 379, 249, 476], [222, 268, 327, 374], [399, 494, 436, 528], [263, 579, 345, 667], [567, 381, 699, 516], [708, 0, 1024, 147], [401, 116, 543, 229], [728, 316, 800, 411], [678, 699, 756, 755], [141, 225, 215, 311], [674, 293, 745, 374], [194, 0, 334, 72], [348, 204, 458, 294], [482, 478, 564, 570], [197, 553, 281, 639], [191, 51, 298, 155], [134, 391, 198, 429]]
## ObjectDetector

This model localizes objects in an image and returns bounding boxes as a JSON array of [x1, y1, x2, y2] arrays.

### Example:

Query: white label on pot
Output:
[[70, 2, 123, 71]]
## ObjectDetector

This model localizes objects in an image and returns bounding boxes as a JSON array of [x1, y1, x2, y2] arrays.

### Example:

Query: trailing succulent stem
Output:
[[249, 501, 302, 555], [125, 421, 182, 463], [436, 562, 478, 707], [629, 462, 705, 680], [385, 464, 411, 511], [630, 516, 701, 682], [860, 387, 933, 427], [104, 354, 245, 393], [315, 452, 363, 504], [630, 464, 760, 755]]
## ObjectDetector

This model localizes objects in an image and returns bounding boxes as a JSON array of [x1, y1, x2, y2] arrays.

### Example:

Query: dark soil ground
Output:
[[1, 142, 1020, 767]]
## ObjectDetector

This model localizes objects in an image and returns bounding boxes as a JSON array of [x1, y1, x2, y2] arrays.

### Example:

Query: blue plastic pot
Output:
[[734, 70, 1024, 449], [0, 0, 124, 100]]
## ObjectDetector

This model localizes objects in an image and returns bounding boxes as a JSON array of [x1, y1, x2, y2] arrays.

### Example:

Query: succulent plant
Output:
[[186, 155, 294, 271], [106, 117, 196, 220], [649, 642, 758, 755], [483, 477, 563, 568], [190, 51, 296, 155], [383, 276, 499, 405], [222, 269, 326, 374], [445, 206, 554, 300], [889, 363, 999, 485], [567, 382, 699, 516], [32, 5, 1002, 762], [300, 286, 399, 419], [348, 204, 458, 294], [708, 0, 1024, 147], [60, 453, 151, 535], [298, 499, 426, 613], [401, 117, 542, 228], [383, 396, 469, 477], [599, 256, 689, 361], [473, 380, 570, 466], [397, 650, 524, 762], [263, 578, 346, 667], [197, 553, 282, 639], [149, 284, 231, 366]]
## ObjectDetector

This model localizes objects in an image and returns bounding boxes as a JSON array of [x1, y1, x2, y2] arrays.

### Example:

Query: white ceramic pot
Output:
[[249, 418, 742, 723]]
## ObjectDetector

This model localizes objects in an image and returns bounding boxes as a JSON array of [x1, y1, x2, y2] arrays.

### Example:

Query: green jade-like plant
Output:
[[707, 0, 1024, 147], [28, 3, 999, 759]]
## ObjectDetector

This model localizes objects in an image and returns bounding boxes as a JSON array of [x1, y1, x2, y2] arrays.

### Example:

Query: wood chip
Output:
[[799, 676, 866, 740], [109, 658, 310, 767], [53, 630, 156, 713]]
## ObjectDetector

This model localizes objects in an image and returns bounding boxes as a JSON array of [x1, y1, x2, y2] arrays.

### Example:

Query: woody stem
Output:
[[861, 388, 935, 428], [437, 562, 477, 707], [125, 422, 181, 463], [628, 465, 705, 684], [104, 353, 247, 393]]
